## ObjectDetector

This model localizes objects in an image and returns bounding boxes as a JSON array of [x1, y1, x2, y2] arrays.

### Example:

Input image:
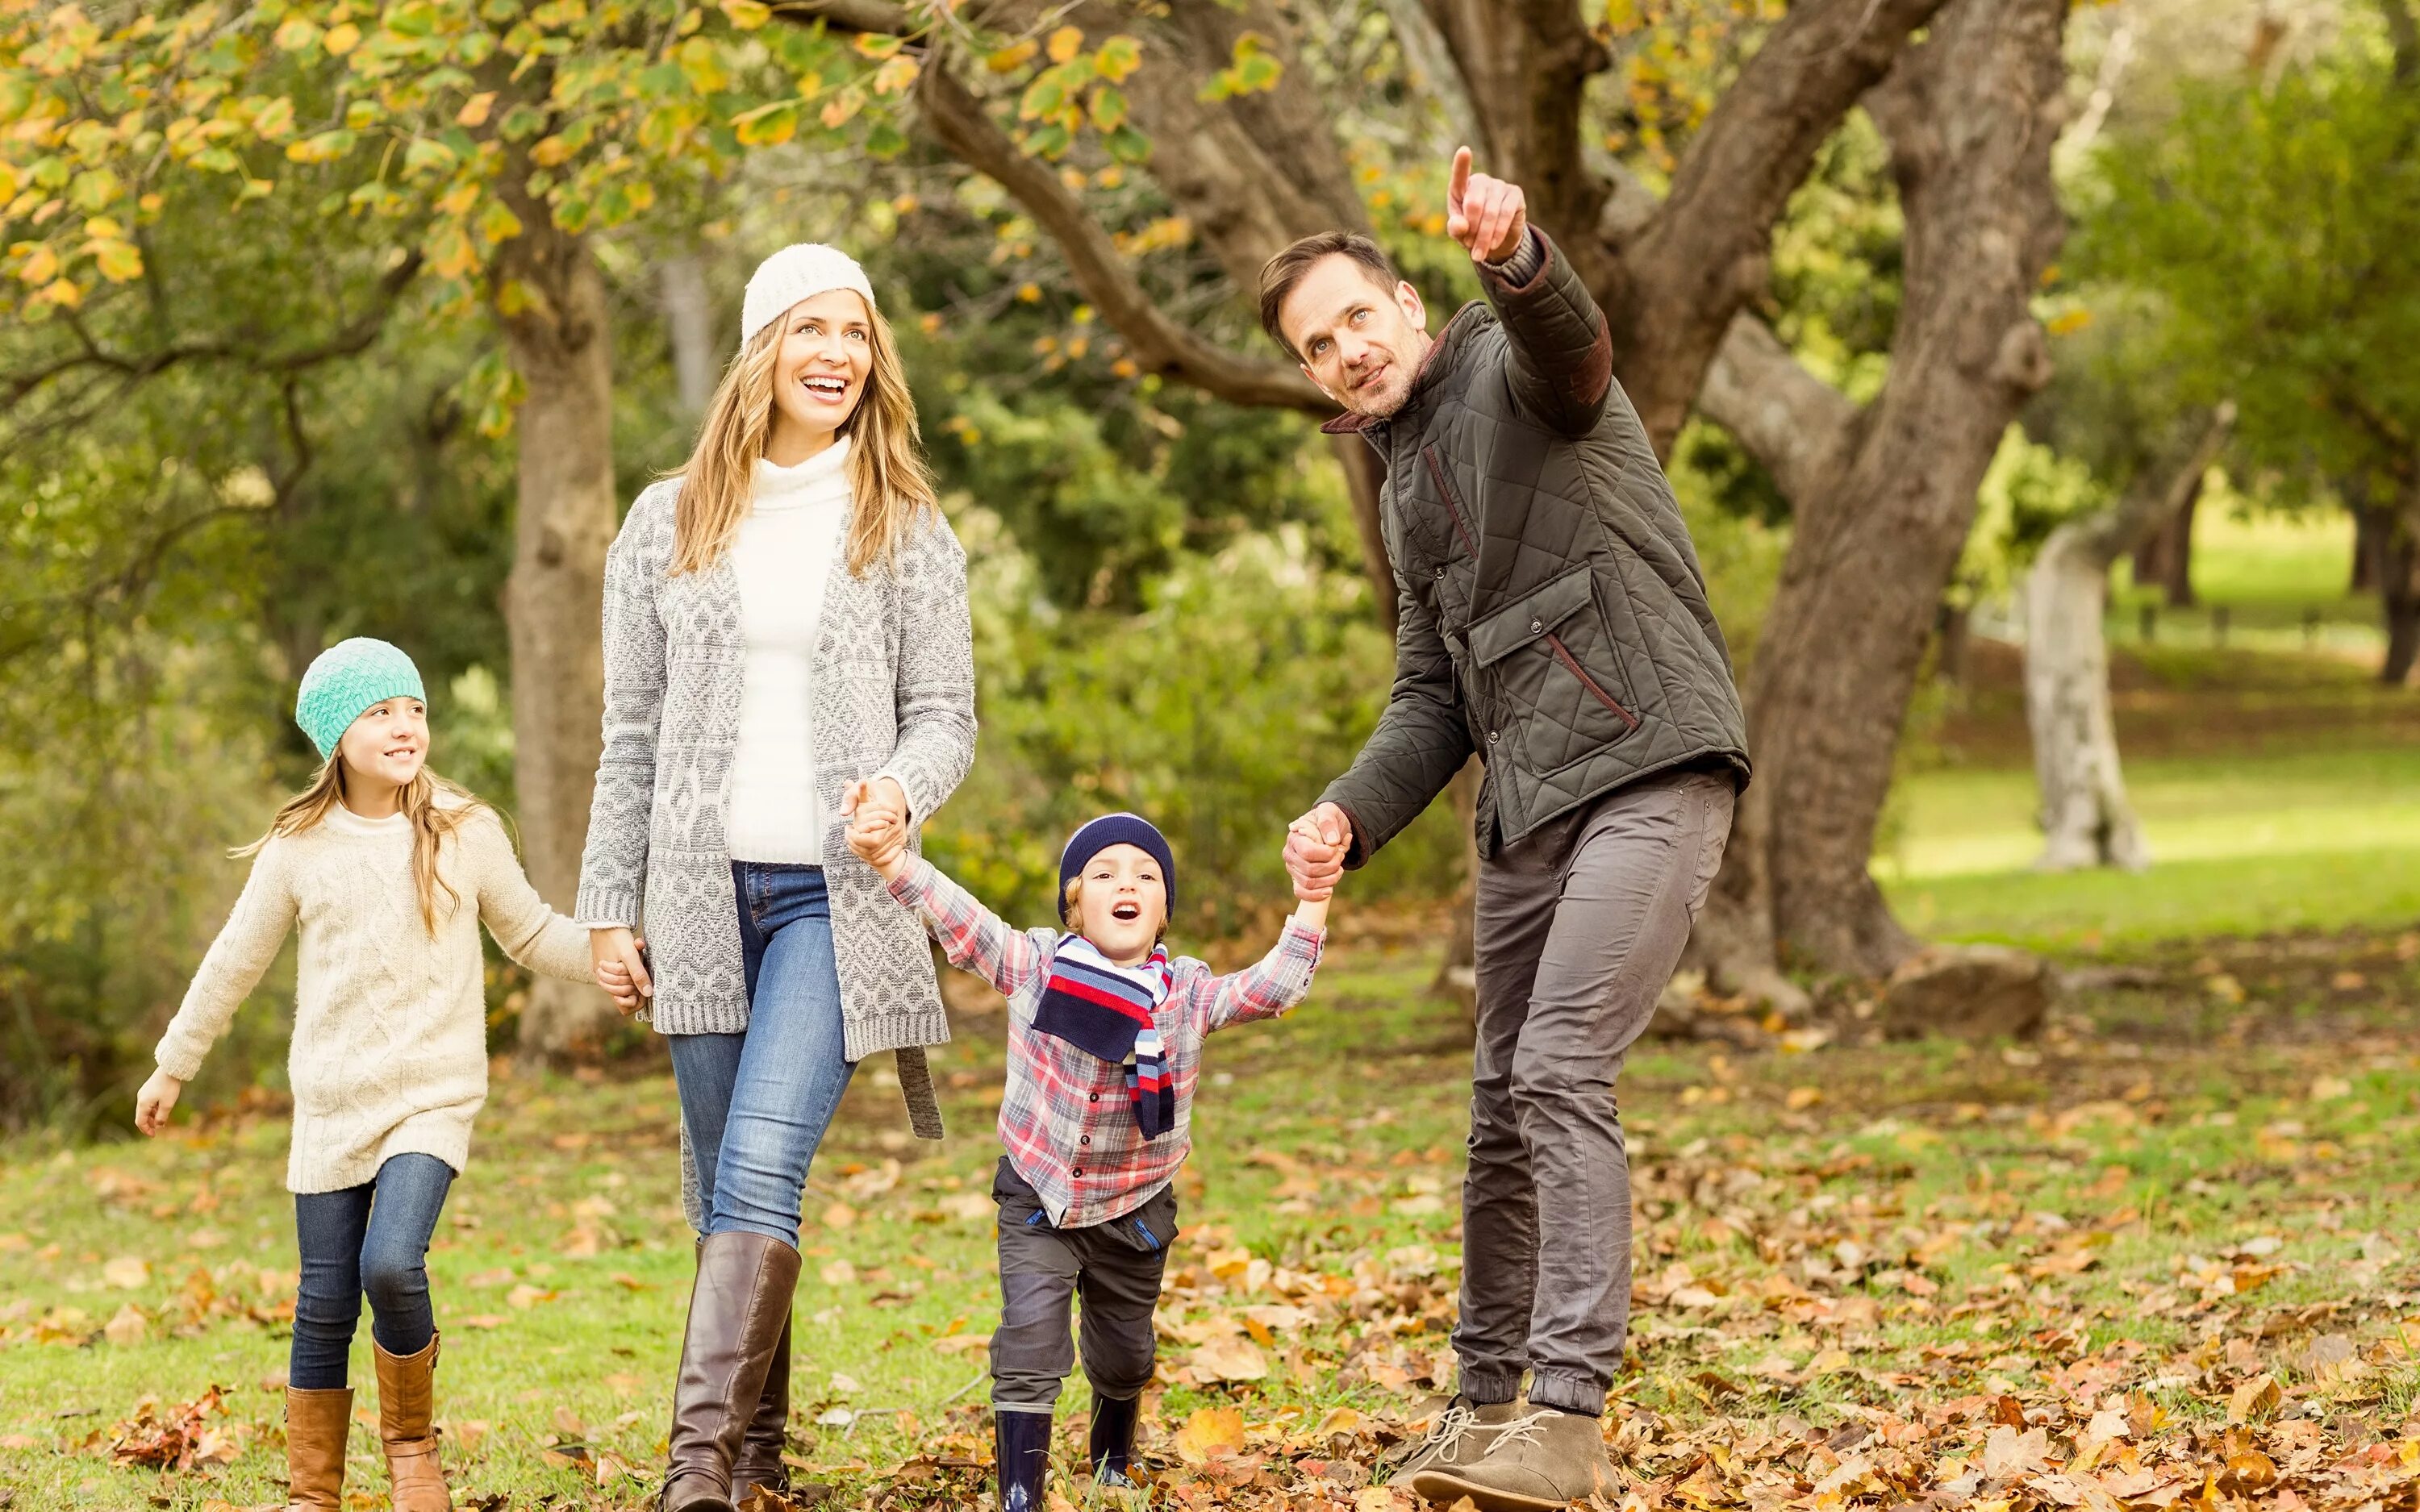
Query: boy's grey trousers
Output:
[[1456, 767, 1735, 1416], [988, 1157, 1177, 1414]]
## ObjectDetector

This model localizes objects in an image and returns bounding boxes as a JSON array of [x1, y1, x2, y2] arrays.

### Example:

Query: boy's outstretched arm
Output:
[[1200, 881, 1331, 1036], [845, 786, 1045, 998]]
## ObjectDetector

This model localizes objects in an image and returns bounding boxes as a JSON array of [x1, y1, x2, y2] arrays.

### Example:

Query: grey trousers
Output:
[[988, 1158, 1176, 1414], [1455, 768, 1734, 1415]]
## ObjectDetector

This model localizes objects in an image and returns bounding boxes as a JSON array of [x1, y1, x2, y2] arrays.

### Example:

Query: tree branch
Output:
[[915, 56, 1329, 413], [1417, 1, 1608, 246], [1696, 311, 1861, 506]]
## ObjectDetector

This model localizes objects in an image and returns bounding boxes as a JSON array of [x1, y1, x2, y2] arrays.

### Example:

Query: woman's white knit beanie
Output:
[[741, 244, 877, 347]]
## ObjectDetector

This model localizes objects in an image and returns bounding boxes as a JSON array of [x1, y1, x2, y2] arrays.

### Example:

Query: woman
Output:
[[577, 243, 975, 1512]]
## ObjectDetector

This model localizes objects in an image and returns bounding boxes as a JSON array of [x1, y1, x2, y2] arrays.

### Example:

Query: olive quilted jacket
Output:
[[1319, 229, 1750, 866]]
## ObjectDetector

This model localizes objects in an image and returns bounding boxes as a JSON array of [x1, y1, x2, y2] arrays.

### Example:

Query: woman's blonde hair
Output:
[[237, 760, 486, 935], [668, 291, 937, 577]]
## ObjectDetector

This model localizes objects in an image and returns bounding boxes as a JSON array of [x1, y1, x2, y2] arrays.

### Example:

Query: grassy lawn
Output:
[[5, 933, 2420, 1510]]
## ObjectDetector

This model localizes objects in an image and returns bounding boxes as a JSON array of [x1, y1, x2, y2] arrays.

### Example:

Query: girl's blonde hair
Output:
[[237, 760, 486, 935], [668, 291, 937, 577]]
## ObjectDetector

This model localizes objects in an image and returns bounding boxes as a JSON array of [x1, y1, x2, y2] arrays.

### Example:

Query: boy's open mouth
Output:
[[1111, 902, 1141, 922]]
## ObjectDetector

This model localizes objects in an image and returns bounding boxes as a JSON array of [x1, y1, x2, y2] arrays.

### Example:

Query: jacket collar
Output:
[[1318, 300, 1491, 435]]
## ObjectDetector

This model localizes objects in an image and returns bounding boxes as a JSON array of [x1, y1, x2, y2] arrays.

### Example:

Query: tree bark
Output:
[[1728, 0, 2072, 977], [2383, 481, 2420, 685], [659, 253, 718, 417], [2132, 493, 2198, 606], [2026, 403, 2234, 871], [491, 212, 620, 1064]]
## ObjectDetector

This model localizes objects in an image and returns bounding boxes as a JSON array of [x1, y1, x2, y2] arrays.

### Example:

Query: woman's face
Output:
[[766, 289, 874, 456]]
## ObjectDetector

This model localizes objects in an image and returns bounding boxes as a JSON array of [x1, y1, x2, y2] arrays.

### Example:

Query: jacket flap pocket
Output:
[[1471, 566, 1593, 668]]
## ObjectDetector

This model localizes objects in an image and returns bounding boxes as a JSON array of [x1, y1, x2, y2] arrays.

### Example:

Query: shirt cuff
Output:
[[885, 856, 937, 909]]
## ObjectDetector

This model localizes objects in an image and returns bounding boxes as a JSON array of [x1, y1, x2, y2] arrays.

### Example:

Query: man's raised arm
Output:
[[1448, 147, 1615, 438]]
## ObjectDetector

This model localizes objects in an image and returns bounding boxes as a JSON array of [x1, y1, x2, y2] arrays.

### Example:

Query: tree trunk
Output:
[[2130, 490, 2197, 606], [2026, 403, 2234, 871], [659, 253, 719, 418], [1716, 0, 2071, 978], [492, 216, 620, 1064], [2351, 502, 2377, 593], [2384, 483, 2420, 685]]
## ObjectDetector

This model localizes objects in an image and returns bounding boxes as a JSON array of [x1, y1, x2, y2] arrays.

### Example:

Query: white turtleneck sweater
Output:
[[726, 438, 853, 864]]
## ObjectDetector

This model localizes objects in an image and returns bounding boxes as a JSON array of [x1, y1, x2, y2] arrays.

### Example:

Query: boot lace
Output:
[[1481, 1408, 1560, 1455]]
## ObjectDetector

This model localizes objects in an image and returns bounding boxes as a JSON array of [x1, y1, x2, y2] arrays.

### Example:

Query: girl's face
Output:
[[766, 289, 874, 456], [1073, 843, 1169, 965], [336, 698, 429, 793]]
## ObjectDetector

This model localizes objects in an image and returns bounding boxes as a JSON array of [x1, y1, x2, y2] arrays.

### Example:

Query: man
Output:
[[1267, 149, 1749, 1510]]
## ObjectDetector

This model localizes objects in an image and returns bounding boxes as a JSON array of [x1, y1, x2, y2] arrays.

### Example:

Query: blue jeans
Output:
[[290, 1152, 454, 1390], [666, 862, 857, 1249]]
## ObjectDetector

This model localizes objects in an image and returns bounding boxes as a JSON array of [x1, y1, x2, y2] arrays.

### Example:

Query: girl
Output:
[[135, 637, 595, 1512], [578, 244, 975, 1512]]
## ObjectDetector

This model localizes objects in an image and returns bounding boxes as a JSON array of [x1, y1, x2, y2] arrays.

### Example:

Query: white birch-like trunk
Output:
[[2023, 402, 2234, 872]]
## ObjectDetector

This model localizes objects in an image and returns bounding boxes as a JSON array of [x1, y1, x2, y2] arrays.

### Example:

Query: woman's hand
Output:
[[842, 778, 913, 882], [135, 1068, 183, 1136], [591, 927, 653, 1015]]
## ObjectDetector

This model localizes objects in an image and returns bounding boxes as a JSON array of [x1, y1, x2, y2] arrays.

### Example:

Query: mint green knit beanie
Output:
[[294, 638, 426, 760]]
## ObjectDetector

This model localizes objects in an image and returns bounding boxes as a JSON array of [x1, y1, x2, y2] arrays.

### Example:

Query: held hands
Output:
[[1283, 802, 1352, 902], [134, 1068, 183, 1136], [592, 927, 652, 1016], [1446, 146, 1528, 266], [842, 777, 913, 882]]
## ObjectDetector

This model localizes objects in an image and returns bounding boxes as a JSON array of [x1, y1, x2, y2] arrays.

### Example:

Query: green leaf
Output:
[[866, 120, 907, 159], [1089, 85, 1127, 133], [1024, 122, 1071, 160], [1105, 123, 1150, 165]]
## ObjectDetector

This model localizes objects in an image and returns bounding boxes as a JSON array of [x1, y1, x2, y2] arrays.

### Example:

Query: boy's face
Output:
[[1073, 843, 1167, 965]]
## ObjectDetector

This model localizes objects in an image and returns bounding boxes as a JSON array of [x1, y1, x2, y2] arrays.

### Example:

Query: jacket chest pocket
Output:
[[1469, 564, 1640, 774]]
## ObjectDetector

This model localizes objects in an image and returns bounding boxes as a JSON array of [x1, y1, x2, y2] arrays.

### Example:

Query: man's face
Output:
[[1279, 254, 1431, 419]]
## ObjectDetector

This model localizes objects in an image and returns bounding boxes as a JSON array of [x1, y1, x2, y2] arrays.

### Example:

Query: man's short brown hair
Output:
[[1258, 231, 1402, 359]]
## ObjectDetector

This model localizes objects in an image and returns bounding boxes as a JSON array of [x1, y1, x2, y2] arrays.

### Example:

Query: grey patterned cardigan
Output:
[[574, 476, 976, 1139]]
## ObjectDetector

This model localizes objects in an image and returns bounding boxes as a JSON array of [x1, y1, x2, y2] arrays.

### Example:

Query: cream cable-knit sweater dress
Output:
[[155, 799, 592, 1193]]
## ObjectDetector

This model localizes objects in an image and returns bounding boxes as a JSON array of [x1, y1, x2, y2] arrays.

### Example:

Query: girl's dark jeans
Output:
[[289, 1152, 453, 1390]]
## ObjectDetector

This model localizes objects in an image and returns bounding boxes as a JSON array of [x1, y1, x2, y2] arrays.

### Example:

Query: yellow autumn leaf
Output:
[[1171, 1406, 1245, 1464], [986, 39, 1039, 72], [272, 16, 320, 51], [16, 245, 60, 286], [251, 97, 294, 140], [1046, 25, 1084, 63], [457, 92, 496, 128], [871, 54, 920, 95], [720, 0, 772, 27], [39, 277, 83, 308], [90, 238, 141, 282], [323, 23, 361, 56]]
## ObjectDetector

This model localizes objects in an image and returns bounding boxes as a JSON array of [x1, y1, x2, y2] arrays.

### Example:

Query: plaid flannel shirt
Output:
[[887, 857, 1325, 1229]]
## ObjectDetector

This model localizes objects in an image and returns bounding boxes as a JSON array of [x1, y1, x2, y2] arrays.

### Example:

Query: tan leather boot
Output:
[[283, 1385, 352, 1512], [373, 1331, 451, 1512]]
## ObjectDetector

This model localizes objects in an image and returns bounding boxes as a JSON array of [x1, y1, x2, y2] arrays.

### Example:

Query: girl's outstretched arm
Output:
[[153, 842, 300, 1085]]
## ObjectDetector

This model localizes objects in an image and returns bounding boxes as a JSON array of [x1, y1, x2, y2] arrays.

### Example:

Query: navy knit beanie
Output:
[[1058, 812, 1177, 923]]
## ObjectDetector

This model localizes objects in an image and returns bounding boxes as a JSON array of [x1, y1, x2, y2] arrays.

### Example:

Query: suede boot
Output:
[[372, 1333, 450, 1512], [282, 1385, 352, 1512], [728, 1312, 793, 1507], [1383, 1395, 1527, 1489], [995, 1410, 1052, 1512], [661, 1231, 802, 1512], [1412, 1406, 1614, 1511]]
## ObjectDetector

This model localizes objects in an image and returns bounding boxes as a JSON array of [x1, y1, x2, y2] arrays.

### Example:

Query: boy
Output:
[[846, 805, 1329, 1509]]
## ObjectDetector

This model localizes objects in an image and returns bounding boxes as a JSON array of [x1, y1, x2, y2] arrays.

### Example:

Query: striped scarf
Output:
[[1033, 935, 1178, 1139]]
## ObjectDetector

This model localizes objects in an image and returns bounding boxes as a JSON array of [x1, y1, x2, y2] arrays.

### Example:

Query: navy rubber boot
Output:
[[995, 1410, 1051, 1512]]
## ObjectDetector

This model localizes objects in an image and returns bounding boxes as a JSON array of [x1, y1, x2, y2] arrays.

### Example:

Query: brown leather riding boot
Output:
[[662, 1231, 802, 1512], [282, 1385, 352, 1512], [373, 1332, 451, 1512], [729, 1311, 794, 1507]]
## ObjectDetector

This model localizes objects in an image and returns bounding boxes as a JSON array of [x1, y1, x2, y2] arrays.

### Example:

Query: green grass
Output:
[[2110, 506, 2381, 656], [6, 941, 2420, 1508]]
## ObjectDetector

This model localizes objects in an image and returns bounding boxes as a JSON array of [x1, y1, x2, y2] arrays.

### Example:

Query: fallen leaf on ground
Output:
[[1173, 1406, 1246, 1464], [1190, 1336, 1269, 1383]]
